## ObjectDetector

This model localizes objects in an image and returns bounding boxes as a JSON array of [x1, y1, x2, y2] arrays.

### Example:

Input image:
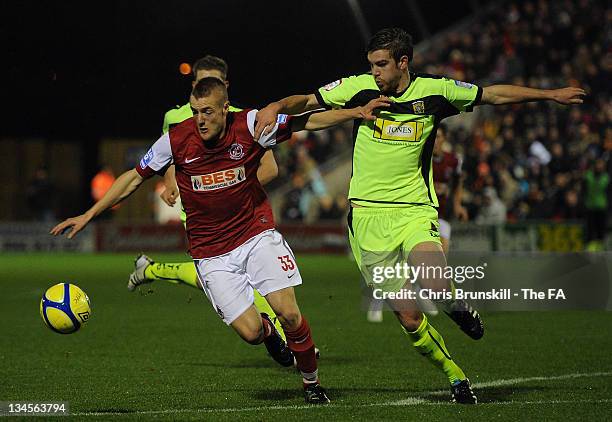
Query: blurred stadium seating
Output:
[[1, 0, 609, 253], [271, 0, 610, 225]]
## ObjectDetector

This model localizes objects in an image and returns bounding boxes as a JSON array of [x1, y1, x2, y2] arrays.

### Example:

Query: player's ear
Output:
[[398, 55, 409, 71], [224, 80, 230, 88]]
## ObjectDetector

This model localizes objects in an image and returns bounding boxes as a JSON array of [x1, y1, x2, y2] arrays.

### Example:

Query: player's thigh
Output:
[[349, 208, 405, 293], [398, 206, 442, 255], [194, 258, 254, 325], [408, 241, 451, 291], [246, 230, 302, 297]]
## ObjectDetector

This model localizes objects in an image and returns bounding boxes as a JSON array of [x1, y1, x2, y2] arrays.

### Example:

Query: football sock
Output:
[[144, 262, 198, 288], [284, 316, 318, 385], [404, 314, 466, 384], [254, 291, 286, 341]]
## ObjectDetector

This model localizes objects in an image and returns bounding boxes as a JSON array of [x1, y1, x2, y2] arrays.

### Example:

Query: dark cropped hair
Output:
[[191, 77, 228, 100], [367, 27, 413, 62], [192, 55, 228, 79]]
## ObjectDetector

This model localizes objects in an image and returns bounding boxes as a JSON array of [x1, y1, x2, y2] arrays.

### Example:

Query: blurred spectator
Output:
[[559, 188, 583, 220], [91, 165, 115, 202], [25, 166, 56, 222], [91, 165, 118, 218], [583, 159, 609, 250], [476, 187, 507, 225], [317, 194, 348, 221], [282, 173, 307, 222]]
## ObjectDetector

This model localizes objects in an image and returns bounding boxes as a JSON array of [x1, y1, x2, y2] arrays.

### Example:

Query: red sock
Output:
[[285, 316, 317, 376]]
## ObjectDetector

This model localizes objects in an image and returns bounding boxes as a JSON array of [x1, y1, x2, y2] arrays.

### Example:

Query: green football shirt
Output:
[[162, 103, 242, 133], [316, 72, 481, 207]]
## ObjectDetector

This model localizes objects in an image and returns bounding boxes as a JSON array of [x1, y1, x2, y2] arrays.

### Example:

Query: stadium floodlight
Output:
[[345, 0, 371, 45]]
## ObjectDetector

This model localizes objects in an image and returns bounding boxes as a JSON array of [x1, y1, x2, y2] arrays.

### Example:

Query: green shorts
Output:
[[348, 205, 441, 293]]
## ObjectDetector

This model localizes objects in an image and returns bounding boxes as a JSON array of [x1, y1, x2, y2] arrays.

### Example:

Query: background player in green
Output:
[[128, 55, 286, 339], [255, 27, 585, 403]]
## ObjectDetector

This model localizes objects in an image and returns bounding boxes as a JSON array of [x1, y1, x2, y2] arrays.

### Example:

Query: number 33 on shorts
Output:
[[278, 255, 295, 271]]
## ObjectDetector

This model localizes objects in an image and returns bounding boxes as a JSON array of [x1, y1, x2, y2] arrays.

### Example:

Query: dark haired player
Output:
[[255, 27, 585, 403]]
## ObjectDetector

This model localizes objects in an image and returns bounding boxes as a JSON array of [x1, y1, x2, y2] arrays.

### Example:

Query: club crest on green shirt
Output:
[[412, 100, 425, 114]]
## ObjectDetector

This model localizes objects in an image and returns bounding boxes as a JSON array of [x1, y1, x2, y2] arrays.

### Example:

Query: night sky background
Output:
[[3, 0, 473, 140]]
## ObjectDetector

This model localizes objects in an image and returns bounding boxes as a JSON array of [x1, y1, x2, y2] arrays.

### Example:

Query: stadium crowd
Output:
[[275, 0, 610, 236]]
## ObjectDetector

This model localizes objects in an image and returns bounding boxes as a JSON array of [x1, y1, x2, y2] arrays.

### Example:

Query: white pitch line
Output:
[[71, 399, 612, 417], [71, 371, 612, 416], [407, 370, 612, 399], [475, 370, 612, 389]]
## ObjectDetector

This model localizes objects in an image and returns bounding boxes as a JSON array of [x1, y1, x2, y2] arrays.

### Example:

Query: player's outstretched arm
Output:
[[257, 150, 278, 186], [255, 94, 321, 138], [50, 169, 144, 239], [160, 165, 179, 206], [294, 97, 391, 131], [481, 85, 586, 106]]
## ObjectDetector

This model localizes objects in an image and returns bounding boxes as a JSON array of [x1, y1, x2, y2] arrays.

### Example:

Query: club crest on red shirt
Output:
[[229, 143, 245, 160]]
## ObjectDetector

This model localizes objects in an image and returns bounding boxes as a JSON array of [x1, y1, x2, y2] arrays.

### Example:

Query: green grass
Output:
[[1, 253, 611, 421]]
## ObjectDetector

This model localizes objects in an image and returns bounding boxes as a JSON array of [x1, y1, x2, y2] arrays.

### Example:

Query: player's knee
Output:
[[239, 325, 265, 345], [397, 311, 423, 332], [276, 309, 302, 331]]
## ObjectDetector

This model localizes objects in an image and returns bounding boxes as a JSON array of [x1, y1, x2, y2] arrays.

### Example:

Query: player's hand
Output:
[[49, 214, 91, 239], [359, 96, 391, 120], [160, 185, 179, 206], [254, 103, 282, 139], [454, 205, 469, 222], [551, 87, 586, 105]]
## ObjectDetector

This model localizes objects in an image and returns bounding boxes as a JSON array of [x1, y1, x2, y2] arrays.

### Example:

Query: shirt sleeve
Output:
[[246, 109, 293, 148], [134, 133, 173, 179], [315, 75, 367, 109], [442, 78, 482, 112]]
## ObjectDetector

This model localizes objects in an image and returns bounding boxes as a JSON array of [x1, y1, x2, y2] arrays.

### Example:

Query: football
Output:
[[40, 283, 91, 334]]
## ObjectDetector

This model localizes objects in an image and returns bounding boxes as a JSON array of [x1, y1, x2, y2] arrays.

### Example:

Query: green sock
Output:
[[144, 262, 199, 289], [253, 290, 285, 341], [404, 314, 466, 384]]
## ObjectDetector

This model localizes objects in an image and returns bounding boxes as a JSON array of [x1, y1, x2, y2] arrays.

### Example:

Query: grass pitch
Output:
[[1, 253, 611, 420]]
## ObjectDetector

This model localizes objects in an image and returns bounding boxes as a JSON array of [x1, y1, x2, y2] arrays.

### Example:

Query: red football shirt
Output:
[[135, 110, 292, 258]]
